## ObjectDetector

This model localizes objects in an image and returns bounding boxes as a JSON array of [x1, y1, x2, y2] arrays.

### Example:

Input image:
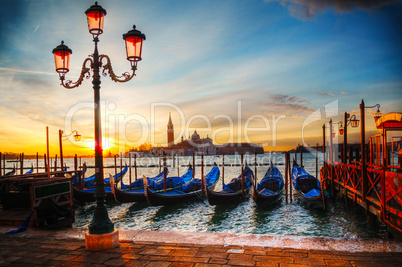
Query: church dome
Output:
[[191, 130, 200, 140]]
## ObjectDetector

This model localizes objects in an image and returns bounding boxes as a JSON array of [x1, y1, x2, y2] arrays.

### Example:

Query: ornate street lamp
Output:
[[61, 130, 81, 141], [52, 2, 145, 248], [340, 113, 359, 164]]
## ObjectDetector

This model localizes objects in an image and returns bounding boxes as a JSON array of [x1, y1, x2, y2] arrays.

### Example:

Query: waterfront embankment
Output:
[[0, 226, 401, 266]]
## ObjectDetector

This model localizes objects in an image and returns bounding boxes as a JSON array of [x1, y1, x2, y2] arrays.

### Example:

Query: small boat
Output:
[[115, 167, 192, 203], [206, 165, 254, 205], [4, 167, 16, 176], [73, 166, 128, 204], [144, 164, 220, 206], [253, 162, 284, 208], [291, 161, 326, 208], [25, 165, 34, 175]]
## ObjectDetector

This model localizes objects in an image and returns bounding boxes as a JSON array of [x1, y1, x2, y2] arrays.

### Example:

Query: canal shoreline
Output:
[[0, 226, 401, 253], [1, 226, 401, 266]]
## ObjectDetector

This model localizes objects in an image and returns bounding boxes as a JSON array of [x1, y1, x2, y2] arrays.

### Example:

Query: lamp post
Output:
[[52, 1, 145, 243], [59, 130, 81, 172], [339, 113, 359, 163], [359, 100, 381, 202]]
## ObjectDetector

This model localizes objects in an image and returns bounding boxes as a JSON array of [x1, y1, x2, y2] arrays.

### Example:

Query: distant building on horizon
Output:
[[150, 115, 264, 156]]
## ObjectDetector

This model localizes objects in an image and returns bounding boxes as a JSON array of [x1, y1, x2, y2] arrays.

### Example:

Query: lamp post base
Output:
[[85, 229, 119, 251]]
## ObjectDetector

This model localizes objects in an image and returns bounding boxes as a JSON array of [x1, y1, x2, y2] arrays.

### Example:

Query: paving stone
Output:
[[124, 259, 150, 267], [255, 263, 280, 267], [324, 259, 352, 266], [227, 253, 253, 260], [253, 255, 293, 264], [169, 262, 195, 267], [169, 249, 198, 257], [208, 258, 228, 264], [194, 251, 228, 259], [139, 248, 172, 256], [227, 259, 256, 266], [171, 256, 209, 263], [145, 261, 171, 267], [103, 258, 129, 266]]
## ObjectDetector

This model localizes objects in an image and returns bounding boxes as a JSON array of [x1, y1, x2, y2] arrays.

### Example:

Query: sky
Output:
[[0, 0, 401, 156]]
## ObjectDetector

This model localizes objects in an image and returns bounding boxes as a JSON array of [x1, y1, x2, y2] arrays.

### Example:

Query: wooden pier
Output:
[[321, 108, 402, 237], [0, 170, 78, 227]]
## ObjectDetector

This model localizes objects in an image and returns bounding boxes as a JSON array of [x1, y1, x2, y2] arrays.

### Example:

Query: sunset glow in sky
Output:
[[1, 0, 401, 156]]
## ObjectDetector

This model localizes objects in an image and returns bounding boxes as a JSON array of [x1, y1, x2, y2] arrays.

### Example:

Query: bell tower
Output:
[[167, 113, 174, 147]]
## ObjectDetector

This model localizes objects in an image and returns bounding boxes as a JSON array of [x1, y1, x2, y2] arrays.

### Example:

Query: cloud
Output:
[[265, 0, 399, 20], [317, 90, 335, 97], [257, 94, 314, 117], [340, 91, 347, 95]]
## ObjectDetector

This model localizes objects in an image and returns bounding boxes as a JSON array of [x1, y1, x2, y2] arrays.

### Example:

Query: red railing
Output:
[[321, 161, 402, 233]]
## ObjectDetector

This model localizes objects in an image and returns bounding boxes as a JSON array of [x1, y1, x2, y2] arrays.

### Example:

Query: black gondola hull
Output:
[[73, 187, 116, 204], [114, 188, 147, 203], [253, 189, 283, 208], [206, 187, 252, 205], [146, 183, 218, 206]]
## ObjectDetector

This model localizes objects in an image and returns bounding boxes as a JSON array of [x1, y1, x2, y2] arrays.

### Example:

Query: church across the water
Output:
[[150, 114, 264, 156]]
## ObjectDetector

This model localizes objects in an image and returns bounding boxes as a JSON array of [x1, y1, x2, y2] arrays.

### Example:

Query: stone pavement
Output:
[[0, 227, 401, 266]]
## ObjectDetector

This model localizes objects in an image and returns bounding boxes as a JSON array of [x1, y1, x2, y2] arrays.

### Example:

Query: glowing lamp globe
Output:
[[350, 118, 359, 128], [339, 128, 344, 135], [85, 2, 107, 35], [74, 133, 81, 142], [52, 41, 72, 74], [123, 25, 146, 63]]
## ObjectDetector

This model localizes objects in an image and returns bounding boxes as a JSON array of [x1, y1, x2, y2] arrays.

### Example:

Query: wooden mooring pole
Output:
[[134, 154, 137, 181], [201, 152, 204, 196], [222, 153, 225, 189], [192, 153, 195, 180], [241, 153, 244, 196], [163, 153, 167, 193], [254, 152, 257, 189], [20, 153, 24, 175], [285, 152, 289, 204], [129, 153, 132, 190]]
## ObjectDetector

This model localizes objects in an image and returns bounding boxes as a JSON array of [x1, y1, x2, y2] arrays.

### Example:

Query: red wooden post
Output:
[[382, 127, 386, 222], [20, 153, 24, 175], [46, 126, 50, 179], [36, 152, 39, 173], [120, 153, 123, 187], [81, 163, 86, 190], [54, 154, 58, 172], [201, 152, 204, 196], [222, 153, 225, 189], [129, 153, 132, 190], [285, 152, 289, 204], [360, 99, 367, 202], [254, 152, 257, 188], [288, 153, 292, 203], [59, 129, 64, 173], [241, 153, 244, 195], [114, 155, 118, 183], [134, 153, 137, 181], [163, 153, 167, 193], [192, 153, 195, 180]]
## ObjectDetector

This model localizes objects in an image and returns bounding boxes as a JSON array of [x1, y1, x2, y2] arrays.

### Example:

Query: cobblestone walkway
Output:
[[1, 233, 402, 266]]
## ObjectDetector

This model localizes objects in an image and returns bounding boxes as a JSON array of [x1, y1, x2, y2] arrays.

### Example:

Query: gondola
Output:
[[115, 167, 192, 203], [73, 166, 128, 204], [144, 164, 220, 206], [253, 162, 284, 208], [291, 161, 326, 208], [25, 165, 34, 175], [4, 167, 16, 176], [206, 165, 254, 205]]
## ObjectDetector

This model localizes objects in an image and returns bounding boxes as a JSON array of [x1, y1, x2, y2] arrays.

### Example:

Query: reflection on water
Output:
[[68, 153, 388, 238]]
